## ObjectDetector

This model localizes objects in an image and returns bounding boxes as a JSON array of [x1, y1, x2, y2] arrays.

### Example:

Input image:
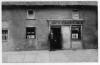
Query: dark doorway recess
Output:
[[49, 26, 62, 51]]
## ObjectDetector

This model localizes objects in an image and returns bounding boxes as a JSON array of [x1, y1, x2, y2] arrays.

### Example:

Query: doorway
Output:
[[49, 26, 62, 50]]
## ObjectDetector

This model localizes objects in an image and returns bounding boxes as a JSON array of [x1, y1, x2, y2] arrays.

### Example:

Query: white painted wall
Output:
[[61, 26, 71, 49]]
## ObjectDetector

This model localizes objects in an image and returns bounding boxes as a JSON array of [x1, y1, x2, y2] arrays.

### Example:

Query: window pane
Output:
[[28, 10, 33, 15]]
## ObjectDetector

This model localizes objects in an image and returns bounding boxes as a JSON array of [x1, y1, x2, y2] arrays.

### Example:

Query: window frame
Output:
[[71, 25, 81, 40], [26, 27, 36, 39], [2, 29, 8, 41], [72, 9, 79, 20], [27, 9, 35, 20]]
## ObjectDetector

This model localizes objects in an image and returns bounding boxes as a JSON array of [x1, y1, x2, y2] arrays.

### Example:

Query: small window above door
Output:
[[27, 9, 35, 19], [72, 9, 79, 20]]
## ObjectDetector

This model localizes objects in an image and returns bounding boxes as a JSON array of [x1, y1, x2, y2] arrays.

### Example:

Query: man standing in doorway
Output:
[[49, 31, 55, 51]]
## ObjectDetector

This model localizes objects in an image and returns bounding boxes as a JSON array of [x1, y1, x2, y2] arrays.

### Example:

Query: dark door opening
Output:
[[49, 26, 62, 51]]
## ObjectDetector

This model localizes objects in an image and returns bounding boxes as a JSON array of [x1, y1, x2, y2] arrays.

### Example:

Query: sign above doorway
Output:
[[47, 19, 84, 25]]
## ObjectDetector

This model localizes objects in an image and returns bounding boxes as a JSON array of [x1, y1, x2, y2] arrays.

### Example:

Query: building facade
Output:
[[2, 1, 98, 51]]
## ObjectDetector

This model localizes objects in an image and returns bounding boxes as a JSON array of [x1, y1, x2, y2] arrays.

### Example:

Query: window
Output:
[[71, 25, 81, 40], [2, 29, 8, 41], [27, 9, 35, 19], [26, 27, 36, 39], [72, 9, 79, 19]]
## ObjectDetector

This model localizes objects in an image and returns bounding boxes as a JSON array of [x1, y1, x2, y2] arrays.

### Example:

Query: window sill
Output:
[[26, 19, 36, 20], [26, 38, 36, 40], [71, 39, 81, 41]]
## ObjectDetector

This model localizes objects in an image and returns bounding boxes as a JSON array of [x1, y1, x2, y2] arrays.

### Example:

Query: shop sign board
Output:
[[48, 20, 84, 25]]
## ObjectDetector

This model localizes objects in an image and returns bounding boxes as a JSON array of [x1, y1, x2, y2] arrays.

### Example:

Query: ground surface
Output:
[[2, 49, 98, 63]]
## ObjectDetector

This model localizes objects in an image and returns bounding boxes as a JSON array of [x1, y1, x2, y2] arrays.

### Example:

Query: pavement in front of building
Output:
[[2, 49, 98, 63]]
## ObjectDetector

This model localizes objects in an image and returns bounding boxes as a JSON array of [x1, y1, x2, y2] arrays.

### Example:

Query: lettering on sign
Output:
[[48, 20, 83, 25]]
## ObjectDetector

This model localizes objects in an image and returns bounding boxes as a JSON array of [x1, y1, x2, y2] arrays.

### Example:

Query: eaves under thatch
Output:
[[2, 1, 97, 6]]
